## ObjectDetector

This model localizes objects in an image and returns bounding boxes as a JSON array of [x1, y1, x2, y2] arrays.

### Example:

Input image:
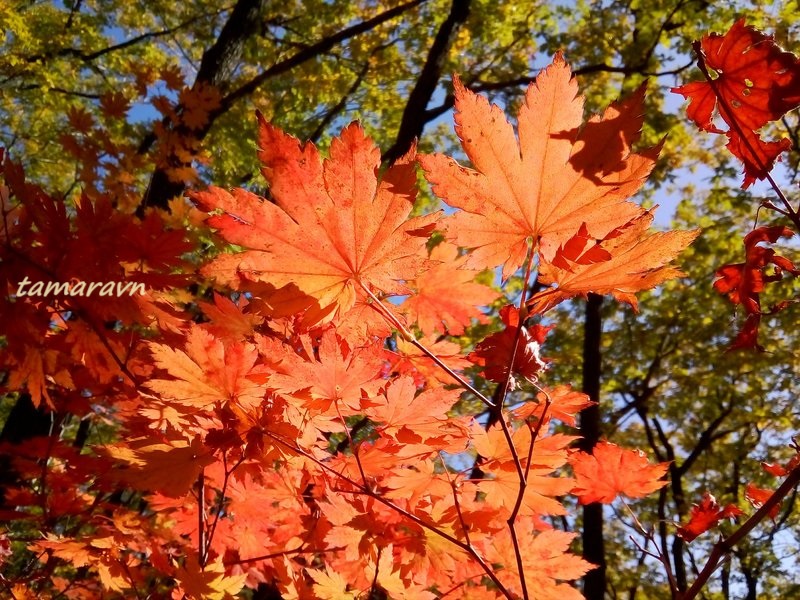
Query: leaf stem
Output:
[[495, 243, 538, 600], [359, 282, 495, 408]]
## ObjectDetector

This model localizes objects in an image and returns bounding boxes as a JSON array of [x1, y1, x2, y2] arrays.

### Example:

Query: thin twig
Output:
[[261, 429, 515, 599], [197, 469, 207, 566], [359, 282, 495, 408], [680, 465, 800, 599], [494, 243, 537, 600]]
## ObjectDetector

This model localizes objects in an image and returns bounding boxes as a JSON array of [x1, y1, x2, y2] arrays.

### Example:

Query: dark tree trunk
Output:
[[139, 0, 267, 214], [0, 393, 55, 505], [382, 0, 471, 164], [580, 293, 606, 599]]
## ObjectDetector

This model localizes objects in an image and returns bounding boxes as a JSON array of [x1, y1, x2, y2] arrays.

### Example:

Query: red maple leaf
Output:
[[673, 20, 800, 187], [672, 20, 800, 134], [713, 225, 799, 350], [745, 483, 780, 519], [468, 305, 550, 386], [677, 493, 743, 542], [714, 225, 798, 313]]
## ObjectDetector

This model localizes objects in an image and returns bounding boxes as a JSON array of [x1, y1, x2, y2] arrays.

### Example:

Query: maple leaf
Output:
[[382, 458, 453, 506], [419, 55, 655, 279], [363, 545, 438, 600], [530, 211, 699, 313], [486, 525, 594, 600], [399, 241, 499, 335], [762, 454, 800, 477], [570, 440, 669, 504], [146, 324, 269, 415], [306, 565, 357, 599], [267, 329, 385, 414], [99, 91, 130, 118], [745, 483, 780, 519], [677, 493, 743, 542], [672, 20, 800, 187], [198, 292, 264, 341], [468, 305, 550, 385], [383, 333, 470, 388], [179, 83, 222, 130], [672, 20, 800, 135], [66, 107, 94, 133], [725, 128, 792, 188], [469, 424, 577, 516], [194, 115, 438, 318], [365, 376, 468, 453], [173, 554, 246, 600], [513, 384, 595, 427], [714, 225, 798, 313], [713, 225, 799, 349], [104, 434, 215, 497]]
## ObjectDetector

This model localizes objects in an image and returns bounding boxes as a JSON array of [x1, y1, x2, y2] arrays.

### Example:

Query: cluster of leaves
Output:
[[0, 53, 697, 599], [1, 12, 800, 600], [653, 19, 800, 595], [675, 19, 800, 350]]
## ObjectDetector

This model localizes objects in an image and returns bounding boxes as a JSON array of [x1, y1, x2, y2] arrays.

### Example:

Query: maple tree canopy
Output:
[[3, 10, 800, 598]]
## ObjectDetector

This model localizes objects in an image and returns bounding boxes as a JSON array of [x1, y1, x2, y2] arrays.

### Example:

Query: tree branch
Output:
[[382, 0, 471, 163]]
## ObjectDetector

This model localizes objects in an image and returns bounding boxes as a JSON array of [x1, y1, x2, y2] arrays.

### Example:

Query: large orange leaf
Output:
[[194, 115, 438, 317], [530, 212, 699, 313], [570, 440, 668, 504], [419, 54, 656, 279]]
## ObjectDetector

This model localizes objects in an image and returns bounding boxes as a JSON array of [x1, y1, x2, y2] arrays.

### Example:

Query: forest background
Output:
[[1, 0, 799, 599]]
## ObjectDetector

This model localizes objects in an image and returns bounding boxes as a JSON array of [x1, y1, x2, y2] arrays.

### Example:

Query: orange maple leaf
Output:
[[105, 434, 216, 498], [173, 554, 246, 600], [486, 525, 594, 599], [419, 54, 656, 279], [145, 324, 269, 414], [399, 241, 499, 335], [194, 115, 438, 318], [267, 329, 385, 414], [384, 333, 470, 388], [530, 211, 699, 313], [513, 384, 595, 427], [179, 83, 222, 130], [365, 376, 467, 453], [570, 440, 668, 504]]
